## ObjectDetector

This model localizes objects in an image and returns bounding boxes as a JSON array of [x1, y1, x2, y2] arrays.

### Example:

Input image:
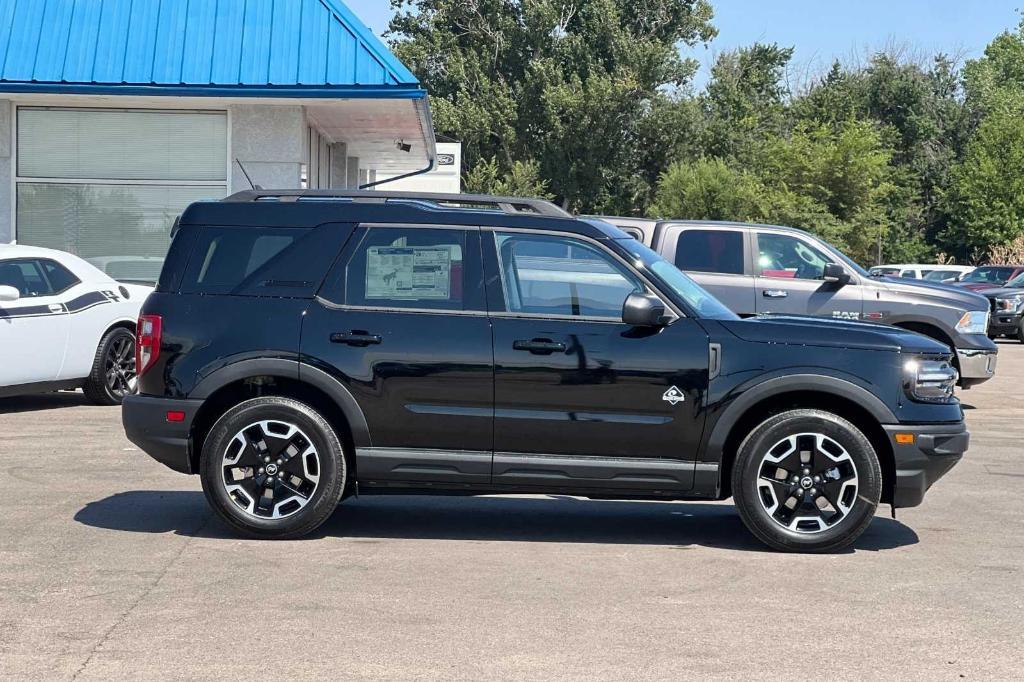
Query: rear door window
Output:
[[675, 229, 745, 275], [180, 224, 353, 297], [327, 226, 484, 312]]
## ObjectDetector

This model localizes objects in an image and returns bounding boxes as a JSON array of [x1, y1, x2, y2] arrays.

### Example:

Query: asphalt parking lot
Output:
[[1, 346, 1022, 680]]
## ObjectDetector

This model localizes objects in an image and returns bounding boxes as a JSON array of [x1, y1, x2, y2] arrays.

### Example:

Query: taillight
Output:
[[136, 315, 162, 378]]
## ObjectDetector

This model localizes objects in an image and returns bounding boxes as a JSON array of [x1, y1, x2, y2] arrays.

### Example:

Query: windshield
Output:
[[1005, 272, 1024, 288], [618, 239, 738, 320], [870, 267, 901, 277], [923, 269, 961, 282], [961, 266, 1015, 284], [817, 240, 870, 277]]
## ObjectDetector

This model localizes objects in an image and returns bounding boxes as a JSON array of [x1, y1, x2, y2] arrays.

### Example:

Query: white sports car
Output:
[[0, 244, 153, 404]]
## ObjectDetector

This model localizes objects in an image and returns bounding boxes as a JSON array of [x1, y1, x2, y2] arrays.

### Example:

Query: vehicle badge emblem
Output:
[[662, 386, 686, 405]]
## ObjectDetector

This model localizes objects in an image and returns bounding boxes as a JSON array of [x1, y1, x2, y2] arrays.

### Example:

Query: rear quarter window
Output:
[[179, 224, 353, 297]]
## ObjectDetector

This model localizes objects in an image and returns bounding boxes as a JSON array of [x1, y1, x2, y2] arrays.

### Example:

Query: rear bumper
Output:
[[955, 347, 997, 386], [884, 422, 968, 508], [122, 395, 203, 474]]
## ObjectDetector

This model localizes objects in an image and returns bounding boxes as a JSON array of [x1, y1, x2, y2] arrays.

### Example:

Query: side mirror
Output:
[[622, 293, 670, 327], [0, 285, 20, 302], [823, 263, 850, 285]]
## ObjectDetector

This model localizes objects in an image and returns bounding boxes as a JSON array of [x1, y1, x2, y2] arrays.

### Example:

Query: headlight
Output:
[[995, 296, 1024, 312], [903, 358, 957, 403], [955, 310, 989, 335]]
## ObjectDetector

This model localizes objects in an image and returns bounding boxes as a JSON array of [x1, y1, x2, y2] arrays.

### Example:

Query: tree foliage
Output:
[[388, 0, 716, 212], [389, 3, 1024, 264]]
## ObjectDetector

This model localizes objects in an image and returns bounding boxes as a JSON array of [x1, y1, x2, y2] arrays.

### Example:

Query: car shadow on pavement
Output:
[[0, 391, 92, 414], [75, 491, 918, 554]]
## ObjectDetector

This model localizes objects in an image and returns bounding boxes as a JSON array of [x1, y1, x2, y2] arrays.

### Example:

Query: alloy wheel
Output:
[[105, 335, 137, 398], [756, 432, 859, 533], [221, 420, 321, 520]]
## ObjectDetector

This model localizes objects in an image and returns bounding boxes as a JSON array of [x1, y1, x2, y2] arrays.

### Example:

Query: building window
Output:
[[15, 107, 228, 282]]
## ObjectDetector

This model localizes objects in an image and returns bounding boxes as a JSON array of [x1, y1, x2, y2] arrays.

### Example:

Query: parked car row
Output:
[[0, 192, 998, 552], [868, 264, 975, 282]]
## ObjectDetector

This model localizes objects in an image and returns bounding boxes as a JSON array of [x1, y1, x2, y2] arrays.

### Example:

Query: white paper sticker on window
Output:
[[366, 246, 452, 299]]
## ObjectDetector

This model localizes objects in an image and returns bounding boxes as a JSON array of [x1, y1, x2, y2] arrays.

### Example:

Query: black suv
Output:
[[123, 191, 968, 552]]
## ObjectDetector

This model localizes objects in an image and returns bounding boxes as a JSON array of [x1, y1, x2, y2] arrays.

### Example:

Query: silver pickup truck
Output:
[[593, 217, 998, 388]]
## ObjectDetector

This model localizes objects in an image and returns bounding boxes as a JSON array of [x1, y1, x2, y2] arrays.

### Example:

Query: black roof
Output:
[[179, 190, 628, 240]]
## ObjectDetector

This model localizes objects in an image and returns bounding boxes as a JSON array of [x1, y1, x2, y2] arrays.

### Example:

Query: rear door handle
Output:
[[762, 290, 788, 298], [513, 339, 566, 355], [330, 331, 382, 347]]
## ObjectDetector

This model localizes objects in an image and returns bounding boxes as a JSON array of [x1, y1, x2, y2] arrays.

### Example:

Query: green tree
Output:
[[942, 101, 1024, 258], [388, 0, 717, 212], [652, 157, 764, 220], [701, 42, 794, 162], [942, 19, 1024, 259], [463, 157, 554, 198]]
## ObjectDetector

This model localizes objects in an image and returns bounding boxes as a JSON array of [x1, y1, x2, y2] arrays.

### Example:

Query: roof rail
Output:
[[222, 189, 572, 218]]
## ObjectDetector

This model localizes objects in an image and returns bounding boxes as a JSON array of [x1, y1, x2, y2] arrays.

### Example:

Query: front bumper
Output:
[[122, 395, 203, 474], [884, 422, 968, 508], [955, 347, 997, 386], [987, 311, 1023, 336]]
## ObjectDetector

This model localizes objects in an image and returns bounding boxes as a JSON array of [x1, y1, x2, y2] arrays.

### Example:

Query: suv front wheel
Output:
[[732, 409, 881, 553], [200, 397, 347, 539]]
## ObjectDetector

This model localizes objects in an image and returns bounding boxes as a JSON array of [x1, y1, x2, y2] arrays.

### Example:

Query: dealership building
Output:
[[0, 0, 456, 281]]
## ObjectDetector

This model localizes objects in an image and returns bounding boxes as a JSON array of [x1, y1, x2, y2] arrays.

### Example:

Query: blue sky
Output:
[[347, 0, 1021, 89]]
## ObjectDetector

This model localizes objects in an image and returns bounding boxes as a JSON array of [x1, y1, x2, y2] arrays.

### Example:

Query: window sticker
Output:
[[366, 246, 452, 300]]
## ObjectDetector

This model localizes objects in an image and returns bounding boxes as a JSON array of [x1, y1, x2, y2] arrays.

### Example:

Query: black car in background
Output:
[[979, 271, 1024, 342], [123, 191, 967, 553]]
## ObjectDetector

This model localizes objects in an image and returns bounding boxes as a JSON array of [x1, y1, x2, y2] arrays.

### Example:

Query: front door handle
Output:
[[513, 338, 566, 355], [330, 331, 382, 347], [762, 290, 788, 298]]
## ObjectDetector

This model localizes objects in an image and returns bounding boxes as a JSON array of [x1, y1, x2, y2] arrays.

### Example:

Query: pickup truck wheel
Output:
[[732, 409, 881, 553], [200, 397, 346, 540], [82, 327, 137, 406]]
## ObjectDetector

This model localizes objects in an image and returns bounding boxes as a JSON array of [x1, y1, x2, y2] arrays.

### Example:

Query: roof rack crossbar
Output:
[[223, 190, 572, 218]]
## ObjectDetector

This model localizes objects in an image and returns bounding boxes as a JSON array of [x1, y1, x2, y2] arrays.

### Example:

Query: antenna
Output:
[[235, 158, 262, 190]]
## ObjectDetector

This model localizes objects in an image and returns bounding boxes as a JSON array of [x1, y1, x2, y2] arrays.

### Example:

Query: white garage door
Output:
[[15, 108, 228, 283]]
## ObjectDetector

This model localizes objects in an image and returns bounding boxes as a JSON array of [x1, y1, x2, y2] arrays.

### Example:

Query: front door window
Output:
[[494, 233, 642, 318], [757, 233, 832, 280]]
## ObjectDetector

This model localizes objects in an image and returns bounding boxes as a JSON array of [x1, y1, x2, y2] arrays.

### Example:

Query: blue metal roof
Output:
[[0, 0, 422, 98]]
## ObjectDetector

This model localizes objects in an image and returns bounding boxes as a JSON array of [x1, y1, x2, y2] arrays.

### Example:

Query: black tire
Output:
[[731, 409, 881, 553], [83, 327, 137, 406], [1017, 320, 1024, 343], [200, 397, 346, 539]]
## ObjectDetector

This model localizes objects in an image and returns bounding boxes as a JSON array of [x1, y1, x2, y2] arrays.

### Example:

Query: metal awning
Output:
[[0, 0, 434, 171]]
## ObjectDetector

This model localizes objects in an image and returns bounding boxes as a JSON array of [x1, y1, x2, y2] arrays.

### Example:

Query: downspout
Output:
[[359, 93, 439, 190], [359, 156, 435, 189]]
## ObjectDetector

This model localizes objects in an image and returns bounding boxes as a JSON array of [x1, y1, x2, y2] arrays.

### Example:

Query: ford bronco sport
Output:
[[123, 191, 968, 552]]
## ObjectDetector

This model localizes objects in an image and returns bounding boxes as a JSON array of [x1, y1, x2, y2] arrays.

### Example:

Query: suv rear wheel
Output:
[[732, 409, 881, 553], [200, 397, 346, 539]]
